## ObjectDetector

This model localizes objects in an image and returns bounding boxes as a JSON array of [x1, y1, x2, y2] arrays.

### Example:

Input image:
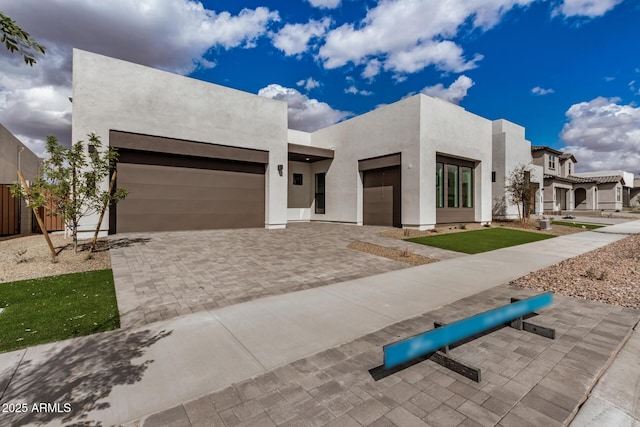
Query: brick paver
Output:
[[136, 285, 640, 426], [110, 223, 464, 326]]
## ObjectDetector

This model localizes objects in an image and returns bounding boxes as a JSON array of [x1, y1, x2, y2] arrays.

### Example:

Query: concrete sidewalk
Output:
[[1, 221, 639, 426]]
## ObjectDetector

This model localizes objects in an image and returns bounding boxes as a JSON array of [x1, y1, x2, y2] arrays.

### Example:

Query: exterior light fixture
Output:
[[88, 144, 96, 154], [277, 164, 284, 176]]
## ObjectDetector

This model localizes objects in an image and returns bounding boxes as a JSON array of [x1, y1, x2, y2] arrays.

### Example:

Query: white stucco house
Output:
[[29, 48, 627, 237], [73, 49, 520, 236]]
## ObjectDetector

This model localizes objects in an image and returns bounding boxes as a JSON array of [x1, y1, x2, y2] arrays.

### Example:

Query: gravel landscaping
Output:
[[0, 234, 111, 283], [511, 233, 640, 308], [347, 241, 436, 266]]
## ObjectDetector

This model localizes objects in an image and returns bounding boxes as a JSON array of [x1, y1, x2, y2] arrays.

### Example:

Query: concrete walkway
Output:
[[1, 221, 639, 426]]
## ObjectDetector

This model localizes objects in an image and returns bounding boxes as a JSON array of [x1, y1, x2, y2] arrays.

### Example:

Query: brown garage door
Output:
[[362, 166, 401, 228], [109, 131, 268, 234], [114, 162, 265, 233]]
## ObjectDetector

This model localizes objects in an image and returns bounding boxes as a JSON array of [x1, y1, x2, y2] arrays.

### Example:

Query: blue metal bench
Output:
[[371, 293, 555, 382]]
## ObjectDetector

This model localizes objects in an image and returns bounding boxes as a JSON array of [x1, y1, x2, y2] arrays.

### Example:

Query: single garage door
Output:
[[362, 166, 401, 228], [109, 131, 267, 233]]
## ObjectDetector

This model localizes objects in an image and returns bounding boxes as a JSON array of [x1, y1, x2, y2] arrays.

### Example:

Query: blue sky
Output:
[[0, 0, 639, 172]]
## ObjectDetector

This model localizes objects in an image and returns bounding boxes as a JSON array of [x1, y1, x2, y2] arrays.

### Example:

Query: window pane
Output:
[[447, 164, 458, 208], [436, 162, 444, 208], [315, 173, 325, 214], [461, 166, 472, 208]]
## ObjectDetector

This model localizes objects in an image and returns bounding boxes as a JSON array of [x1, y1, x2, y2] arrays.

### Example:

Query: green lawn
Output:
[[551, 221, 604, 230], [0, 269, 120, 353], [406, 228, 555, 254]]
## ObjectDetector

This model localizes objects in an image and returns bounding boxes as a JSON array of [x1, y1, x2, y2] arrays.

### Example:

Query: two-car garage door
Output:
[[109, 131, 267, 234]]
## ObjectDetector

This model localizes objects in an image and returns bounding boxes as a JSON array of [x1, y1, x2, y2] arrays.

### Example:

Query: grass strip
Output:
[[406, 227, 555, 254], [551, 221, 604, 230], [0, 269, 120, 353]]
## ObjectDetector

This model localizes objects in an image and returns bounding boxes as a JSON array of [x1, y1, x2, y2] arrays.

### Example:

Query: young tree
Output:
[[1, 11, 45, 66], [12, 170, 58, 262], [505, 164, 536, 227], [13, 134, 128, 254]]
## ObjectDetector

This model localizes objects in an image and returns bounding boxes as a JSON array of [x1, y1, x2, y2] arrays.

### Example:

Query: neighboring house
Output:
[[492, 120, 543, 219], [531, 146, 630, 212], [631, 179, 640, 208], [573, 170, 634, 209], [0, 124, 41, 235]]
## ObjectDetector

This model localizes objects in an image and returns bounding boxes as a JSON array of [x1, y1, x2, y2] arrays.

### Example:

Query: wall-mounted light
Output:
[[88, 144, 96, 154], [277, 164, 284, 176]]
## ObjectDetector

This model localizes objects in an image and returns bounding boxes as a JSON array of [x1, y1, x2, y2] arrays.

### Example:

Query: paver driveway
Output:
[[109, 223, 462, 327]]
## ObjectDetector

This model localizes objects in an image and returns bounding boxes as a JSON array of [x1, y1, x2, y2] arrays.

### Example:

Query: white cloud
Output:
[[554, 0, 623, 18], [296, 77, 321, 91], [421, 75, 475, 104], [385, 40, 483, 75], [345, 86, 373, 96], [561, 97, 640, 171], [0, 0, 279, 154], [307, 0, 341, 9], [532, 86, 555, 95], [318, 0, 532, 75], [362, 59, 381, 79], [271, 18, 331, 56], [258, 84, 351, 132]]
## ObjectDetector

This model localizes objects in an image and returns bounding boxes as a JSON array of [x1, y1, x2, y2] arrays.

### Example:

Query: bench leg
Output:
[[430, 351, 482, 383]]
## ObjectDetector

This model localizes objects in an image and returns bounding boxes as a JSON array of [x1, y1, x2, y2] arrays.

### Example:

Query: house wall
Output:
[[288, 129, 312, 146], [573, 183, 597, 210], [543, 180, 573, 212], [287, 161, 312, 221], [560, 159, 575, 177], [491, 119, 536, 220], [72, 49, 289, 237], [533, 151, 559, 177], [419, 96, 492, 226], [307, 94, 492, 229], [631, 180, 640, 208], [0, 124, 41, 233], [596, 182, 623, 210], [309, 95, 422, 226]]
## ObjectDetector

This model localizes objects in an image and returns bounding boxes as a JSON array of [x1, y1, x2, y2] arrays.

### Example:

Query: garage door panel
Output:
[[116, 163, 264, 233], [121, 181, 264, 201], [118, 198, 264, 215], [362, 166, 401, 228], [117, 213, 264, 232], [363, 186, 393, 227]]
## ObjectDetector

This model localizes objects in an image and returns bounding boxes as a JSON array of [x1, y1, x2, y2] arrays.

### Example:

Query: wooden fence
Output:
[[0, 184, 19, 236]]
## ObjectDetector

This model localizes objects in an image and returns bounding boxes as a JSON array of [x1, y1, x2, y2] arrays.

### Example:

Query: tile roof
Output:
[[543, 174, 624, 185], [593, 175, 624, 184], [531, 145, 563, 155]]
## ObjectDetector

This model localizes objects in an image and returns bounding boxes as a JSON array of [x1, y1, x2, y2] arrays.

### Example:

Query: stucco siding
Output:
[[72, 49, 288, 235], [420, 96, 492, 225], [309, 96, 422, 226]]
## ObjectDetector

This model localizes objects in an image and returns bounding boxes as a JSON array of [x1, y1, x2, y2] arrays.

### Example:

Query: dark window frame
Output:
[[292, 173, 303, 186], [435, 155, 475, 209], [315, 173, 326, 214]]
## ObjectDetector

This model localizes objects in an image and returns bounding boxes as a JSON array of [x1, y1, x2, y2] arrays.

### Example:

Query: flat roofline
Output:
[[288, 143, 334, 163]]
